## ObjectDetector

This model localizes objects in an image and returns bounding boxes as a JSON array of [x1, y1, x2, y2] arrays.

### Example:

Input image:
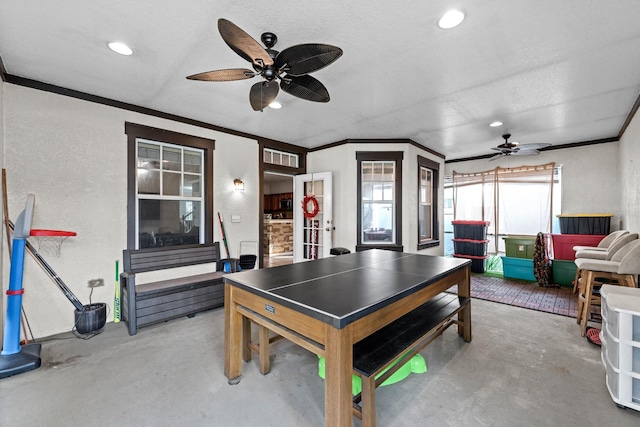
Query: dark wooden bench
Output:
[[120, 242, 225, 336], [245, 292, 470, 426]]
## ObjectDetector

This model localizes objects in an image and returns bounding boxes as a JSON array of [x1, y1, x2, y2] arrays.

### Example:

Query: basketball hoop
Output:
[[29, 229, 76, 257]]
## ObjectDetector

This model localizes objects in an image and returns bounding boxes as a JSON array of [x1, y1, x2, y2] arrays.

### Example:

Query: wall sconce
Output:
[[233, 178, 244, 191]]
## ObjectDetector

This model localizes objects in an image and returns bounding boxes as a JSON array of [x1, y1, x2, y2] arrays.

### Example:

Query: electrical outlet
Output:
[[87, 278, 104, 288]]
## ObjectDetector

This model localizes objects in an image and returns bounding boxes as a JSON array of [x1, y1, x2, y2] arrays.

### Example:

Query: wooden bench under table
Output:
[[244, 292, 471, 426], [120, 242, 225, 336]]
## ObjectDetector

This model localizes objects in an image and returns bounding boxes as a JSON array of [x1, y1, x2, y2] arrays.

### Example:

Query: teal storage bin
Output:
[[501, 256, 536, 281]]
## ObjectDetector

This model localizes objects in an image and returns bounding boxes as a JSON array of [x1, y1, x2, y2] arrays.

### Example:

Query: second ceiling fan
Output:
[[489, 134, 551, 161], [187, 19, 343, 111]]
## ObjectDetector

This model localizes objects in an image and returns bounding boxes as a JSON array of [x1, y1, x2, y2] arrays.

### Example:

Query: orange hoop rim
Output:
[[30, 229, 77, 237]]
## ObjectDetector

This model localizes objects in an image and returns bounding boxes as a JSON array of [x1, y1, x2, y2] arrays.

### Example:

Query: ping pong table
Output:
[[224, 249, 471, 426]]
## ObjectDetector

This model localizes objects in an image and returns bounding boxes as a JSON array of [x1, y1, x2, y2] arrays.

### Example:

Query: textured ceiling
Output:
[[1, 0, 640, 160]]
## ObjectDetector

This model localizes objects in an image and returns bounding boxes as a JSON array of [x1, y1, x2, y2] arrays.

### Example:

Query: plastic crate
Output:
[[452, 239, 489, 256], [452, 220, 489, 240], [503, 236, 536, 259], [550, 234, 606, 260], [557, 214, 612, 235], [551, 259, 577, 287], [501, 256, 536, 281], [453, 254, 487, 273]]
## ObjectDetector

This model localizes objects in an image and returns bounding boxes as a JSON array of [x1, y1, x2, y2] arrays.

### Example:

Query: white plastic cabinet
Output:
[[600, 285, 640, 410]]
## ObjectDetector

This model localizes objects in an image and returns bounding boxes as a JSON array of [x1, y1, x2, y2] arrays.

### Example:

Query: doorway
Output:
[[263, 172, 294, 268]]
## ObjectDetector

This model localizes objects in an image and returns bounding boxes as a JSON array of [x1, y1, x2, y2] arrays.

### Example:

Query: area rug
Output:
[[450, 274, 579, 318]]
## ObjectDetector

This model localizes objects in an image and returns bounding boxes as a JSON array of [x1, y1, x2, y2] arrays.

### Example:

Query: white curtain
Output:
[[453, 163, 555, 254]]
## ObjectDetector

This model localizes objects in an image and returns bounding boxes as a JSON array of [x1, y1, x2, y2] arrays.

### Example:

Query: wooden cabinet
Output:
[[264, 192, 293, 212]]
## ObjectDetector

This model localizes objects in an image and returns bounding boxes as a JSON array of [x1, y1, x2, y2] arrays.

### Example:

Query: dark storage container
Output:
[[454, 254, 487, 273], [452, 239, 489, 257], [557, 214, 612, 235], [452, 220, 490, 240]]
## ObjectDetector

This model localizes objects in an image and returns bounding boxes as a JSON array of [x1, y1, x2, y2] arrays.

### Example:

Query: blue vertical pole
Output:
[[1, 238, 27, 355]]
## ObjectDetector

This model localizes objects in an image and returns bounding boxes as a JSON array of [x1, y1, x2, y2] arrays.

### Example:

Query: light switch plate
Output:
[[231, 215, 241, 223]]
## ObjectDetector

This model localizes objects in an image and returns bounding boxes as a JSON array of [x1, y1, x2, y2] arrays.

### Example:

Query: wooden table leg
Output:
[[457, 266, 472, 342], [242, 316, 252, 362], [324, 323, 354, 427], [224, 283, 243, 384]]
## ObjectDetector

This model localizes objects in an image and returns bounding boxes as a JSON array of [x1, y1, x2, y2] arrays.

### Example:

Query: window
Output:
[[263, 147, 299, 168], [356, 152, 403, 252], [418, 155, 440, 250], [136, 140, 204, 248], [125, 123, 214, 249]]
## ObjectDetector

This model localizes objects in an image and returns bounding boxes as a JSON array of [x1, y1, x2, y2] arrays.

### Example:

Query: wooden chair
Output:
[[575, 240, 640, 336], [572, 233, 638, 293]]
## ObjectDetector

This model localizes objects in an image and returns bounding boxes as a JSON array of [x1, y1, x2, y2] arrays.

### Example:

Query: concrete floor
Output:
[[1, 299, 639, 426]]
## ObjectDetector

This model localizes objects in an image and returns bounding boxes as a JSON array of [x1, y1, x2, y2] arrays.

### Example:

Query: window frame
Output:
[[356, 151, 403, 252], [417, 155, 440, 250], [125, 122, 214, 249]]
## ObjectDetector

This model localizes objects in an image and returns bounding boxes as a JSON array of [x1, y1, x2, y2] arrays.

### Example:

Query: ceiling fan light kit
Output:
[[489, 134, 551, 161], [187, 19, 343, 111]]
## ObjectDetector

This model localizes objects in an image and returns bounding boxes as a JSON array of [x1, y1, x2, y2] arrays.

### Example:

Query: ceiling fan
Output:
[[489, 134, 551, 161], [186, 19, 343, 111]]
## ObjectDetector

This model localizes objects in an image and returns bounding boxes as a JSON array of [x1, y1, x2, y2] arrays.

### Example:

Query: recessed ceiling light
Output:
[[490, 121, 503, 127], [438, 10, 465, 29], [269, 101, 282, 109], [108, 42, 133, 56]]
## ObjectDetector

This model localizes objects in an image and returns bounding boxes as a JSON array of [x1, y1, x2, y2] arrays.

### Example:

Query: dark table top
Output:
[[224, 249, 470, 329]]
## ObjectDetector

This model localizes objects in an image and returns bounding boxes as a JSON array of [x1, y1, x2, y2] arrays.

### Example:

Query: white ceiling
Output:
[[2, 1, 640, 160]]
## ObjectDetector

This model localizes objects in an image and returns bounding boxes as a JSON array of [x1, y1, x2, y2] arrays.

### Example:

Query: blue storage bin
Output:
[[501, 256, 536, 282]]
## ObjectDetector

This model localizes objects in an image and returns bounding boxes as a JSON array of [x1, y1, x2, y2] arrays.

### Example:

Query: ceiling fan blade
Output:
[[519, 143, 552, 150], [186, 68, 255, 81], [511, 149, 541, 156], [250, 81, 279, 111], [218, 19, 274, 67], [280, 75, 330, 102], [275, 44, 343, 76], [491, 147, 510, 152], [489, 153, 505, 161]]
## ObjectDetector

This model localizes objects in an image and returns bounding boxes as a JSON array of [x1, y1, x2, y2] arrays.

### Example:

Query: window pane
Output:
[[138, 143, 160, 170], [362, 162, 374, 181], [163, 146, 182, 171], [184, 150, 202, 173], [362, 182, 373, 201], [382, 182, 393, 200], [163, 171, 181, 196], [419, 205, 432, 240], [183, 174, 201, 197], [362, 202, 394, 243], [138, 169, 160, 195], [373, 163, 383, 181], [138, 200, 201, 248]]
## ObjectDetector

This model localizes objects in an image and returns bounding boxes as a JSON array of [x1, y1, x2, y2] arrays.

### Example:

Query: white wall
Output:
[[444, 142, 622, 230], [308, 143, 445, 255], [619, 110, 640, 231], [2, 84, 260, 338]]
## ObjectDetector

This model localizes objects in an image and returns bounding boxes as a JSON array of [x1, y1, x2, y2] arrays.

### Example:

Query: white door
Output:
[[293, 172, 333, 263]]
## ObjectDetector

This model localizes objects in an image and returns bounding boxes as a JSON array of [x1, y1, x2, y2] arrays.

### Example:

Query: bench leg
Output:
[[361, 376, 376, 427], [258, 325, 271, 375], [242, 317, 252, 362]]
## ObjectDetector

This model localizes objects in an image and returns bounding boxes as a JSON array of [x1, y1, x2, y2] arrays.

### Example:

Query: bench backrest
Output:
[[123, 242, 221, 274]]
